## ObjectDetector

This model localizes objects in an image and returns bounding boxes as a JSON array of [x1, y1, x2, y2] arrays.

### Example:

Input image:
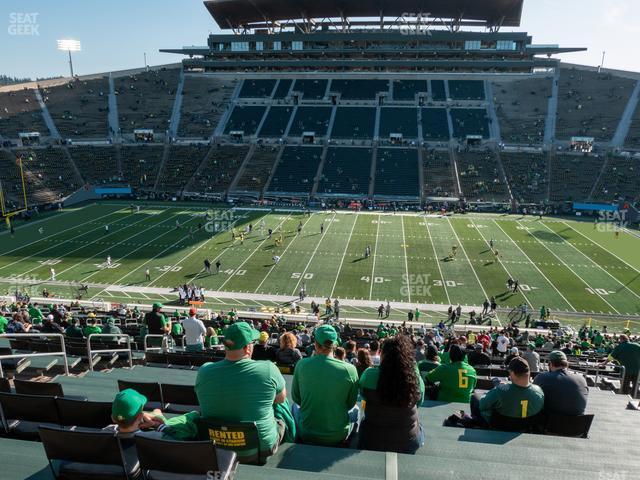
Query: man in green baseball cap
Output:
[[291, 324, 359, 446], [195, 321, 288, 461], [534, 351, 588, 416]]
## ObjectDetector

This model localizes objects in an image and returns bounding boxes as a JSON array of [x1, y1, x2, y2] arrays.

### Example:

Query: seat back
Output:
[[197, 417, 262, 464], [38, 426, 127, 476], [490, 411, 545, 433], [135, 435, 221, 475], [117, 380, 163, 403], [0, 392, 60, 425], [160, 383, 198, 406], [14, 379, 64, 397], [544, 413, 594, 438], [0, 377, 10, 393], [57, 398, 113, 428]]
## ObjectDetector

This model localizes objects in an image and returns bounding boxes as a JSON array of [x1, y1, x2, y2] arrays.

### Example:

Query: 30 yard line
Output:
[[288, 213, 335, 296], [422, 217, 451, 305], [400, 216, 411, 303], [518, 220, 620, 314], [368, 214, 382, 300], [492, 219, 576, 311], [330, 214, 358, 298], [445, 216, 489, 301]]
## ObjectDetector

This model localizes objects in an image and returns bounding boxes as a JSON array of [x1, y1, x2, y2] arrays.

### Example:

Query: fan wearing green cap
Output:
[[472, 357, 544, 427], [534, 351, 588, 416], [195, 321, 288, 458], [143, 303, 171, 335], [291, 324, 359, 446]]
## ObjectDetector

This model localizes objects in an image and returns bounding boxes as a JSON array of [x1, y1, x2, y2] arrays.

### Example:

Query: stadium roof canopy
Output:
[[204, 0, 525, 29]]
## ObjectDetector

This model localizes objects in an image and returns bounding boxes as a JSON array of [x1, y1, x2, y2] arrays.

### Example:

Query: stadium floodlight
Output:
[[57, 39, 81, 77]]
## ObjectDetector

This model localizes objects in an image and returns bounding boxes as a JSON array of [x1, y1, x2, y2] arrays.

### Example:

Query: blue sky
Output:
[[2, 0, 639, 79]]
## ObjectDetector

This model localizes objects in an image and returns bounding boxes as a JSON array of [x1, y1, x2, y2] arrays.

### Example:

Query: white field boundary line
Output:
[[91, 209, 216, 298], [445, 216, 490, 302], [368, 214, 382, 301], [517, 220, 620, 315], [0, 206, 130, 264], [538, 221, 640, 304], [561, 221, 640, 276], [2, 208, 154, 277], [78, 209, 191, 283], [250, 214, 315, 294], [160, 210, 272, 289], [491, 219, 576, 312], [218, 214, 293, 291], [289, 213, 336, 296], [330, 213, 358, 298], [469, 218, 533, 309], [254, 213, 316, 294], [0, 203, 90, 238], [422, 217, 451, 305], [400, 216, 411, 304]]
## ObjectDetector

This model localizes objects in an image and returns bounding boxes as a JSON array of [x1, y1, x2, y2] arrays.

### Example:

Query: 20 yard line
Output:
[[330, 214, 358, 298], [400, 216, 411, 303], [492, 219, 576, 311], [368, 214, 382, 301]]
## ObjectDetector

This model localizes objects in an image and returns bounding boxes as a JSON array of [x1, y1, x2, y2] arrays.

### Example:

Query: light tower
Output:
[[57, 39, 81, 77]]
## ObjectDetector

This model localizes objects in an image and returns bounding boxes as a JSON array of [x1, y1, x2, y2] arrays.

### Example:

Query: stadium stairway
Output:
[[22, 366, 635, 479]]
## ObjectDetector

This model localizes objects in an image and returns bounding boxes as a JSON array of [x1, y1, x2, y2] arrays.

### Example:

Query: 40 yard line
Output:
[[368, 214, 382, 301], [400, 216, 411, 303], [422, 217, 451, 305], [330, 214, 358, 298]]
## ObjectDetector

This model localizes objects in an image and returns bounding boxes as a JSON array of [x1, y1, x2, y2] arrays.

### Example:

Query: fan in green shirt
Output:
[[602, 335, 640, 394], [0, 315, 8, 334], [28, 304, 43, 325], [477, 357, 544, 423], [426, 345, 476, 403], [65, 322, 84, 338], [292, 325, 359, 446], [83, 320, 103, 337], [195, 322, 287, 455]]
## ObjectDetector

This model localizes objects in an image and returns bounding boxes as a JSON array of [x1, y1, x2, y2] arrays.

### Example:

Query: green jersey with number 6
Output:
[[479, 382, 544, 422], [425, 361, 477, 403]]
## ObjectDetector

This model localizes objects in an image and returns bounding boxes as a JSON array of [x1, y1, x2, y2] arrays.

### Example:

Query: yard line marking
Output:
[[445, 216, 489, 301], [0, 206, 133, 271], [491, 220, 576, 312], [538, 221, 640, 303], [255, 214, 316, 294], [560, 221, 640, 276], [4, 208, 159, 277], [400, 216, 411, 303], [470, 218, 533, 309], [219, 214, 292, 291], [369, 214, 382, 301], [518, 220, 620, 315], [288, 213, 335, 296], [78, 210, 189, 283], [0, 203, 91, 239], [330, 214, 358, 298], [422, 216, 451, 305]]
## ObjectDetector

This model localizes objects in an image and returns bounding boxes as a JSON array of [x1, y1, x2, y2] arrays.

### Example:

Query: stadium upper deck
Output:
[[161, 0, 584, 73]]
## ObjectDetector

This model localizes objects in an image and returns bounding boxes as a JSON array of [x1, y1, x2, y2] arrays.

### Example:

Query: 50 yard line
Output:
[[400, 216, 411, 303], [368, 214, 382, 300]]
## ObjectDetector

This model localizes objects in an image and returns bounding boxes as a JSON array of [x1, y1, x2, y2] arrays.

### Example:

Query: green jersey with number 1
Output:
[[479, 382, 544, 423]]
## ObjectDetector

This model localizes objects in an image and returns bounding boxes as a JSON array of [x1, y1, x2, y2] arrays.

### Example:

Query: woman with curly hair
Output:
[[358, 335, 424, 453], [276, 331, 303, 365]]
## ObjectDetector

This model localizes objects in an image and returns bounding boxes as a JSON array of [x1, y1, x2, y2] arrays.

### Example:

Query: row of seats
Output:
[[235, 145, 280, 192], [501, 152, 548, 204], [456, 151, 510, 202], [157, 145, 209, 193], [0, 88, 48, 138], [189, 145, 248, 195], [178, 76, 237, 138]]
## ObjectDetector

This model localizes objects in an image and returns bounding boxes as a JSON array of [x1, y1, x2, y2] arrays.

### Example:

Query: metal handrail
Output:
[[0, 333, 69, 377], [143, 334, 173, 353], [86, 334, 133, 371]]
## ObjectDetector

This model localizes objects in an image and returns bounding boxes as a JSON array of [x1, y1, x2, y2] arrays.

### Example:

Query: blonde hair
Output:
[[280, 332, 298, 350]]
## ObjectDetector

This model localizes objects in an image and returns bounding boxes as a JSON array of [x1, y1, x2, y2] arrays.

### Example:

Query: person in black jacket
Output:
[[252, 331, 276, 362], [468, 343, 492, 367]]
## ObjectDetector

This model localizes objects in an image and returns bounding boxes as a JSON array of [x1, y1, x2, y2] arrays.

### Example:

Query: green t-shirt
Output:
[[28, 307, 43, 324], [611, 342, 640, 375], [195, 358, 285, 452], [292, 354, 359, 445], [206, 335, 219, 347], [83, 325, 102, 336], [425, 361, 477, 403], [0, 315, 8, 334], [594, 334, 604, 347], [172, 322, 184, 335], [479, 382, 544, 422], [359, 365, 424, 405]]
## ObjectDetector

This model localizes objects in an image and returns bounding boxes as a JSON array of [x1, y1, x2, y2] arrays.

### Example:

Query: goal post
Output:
[[0, 155, 29, 230]]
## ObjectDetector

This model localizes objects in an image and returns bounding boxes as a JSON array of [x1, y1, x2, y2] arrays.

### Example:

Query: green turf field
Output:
[[1, 202, 639, 331]]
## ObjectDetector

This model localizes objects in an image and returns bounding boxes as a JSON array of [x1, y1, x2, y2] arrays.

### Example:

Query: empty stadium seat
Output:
[[117, 380, 164, 411], [0, 392, 61, 439], [13, 379, 86, 400], [160, 383, 199, 414], [57, 398, 113, 429]]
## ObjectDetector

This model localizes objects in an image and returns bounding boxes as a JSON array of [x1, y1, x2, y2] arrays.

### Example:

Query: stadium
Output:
[[0, 0, 639, 478]]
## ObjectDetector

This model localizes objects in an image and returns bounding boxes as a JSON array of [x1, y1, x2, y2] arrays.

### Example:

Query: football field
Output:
[[1, 202, 640, 330]]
